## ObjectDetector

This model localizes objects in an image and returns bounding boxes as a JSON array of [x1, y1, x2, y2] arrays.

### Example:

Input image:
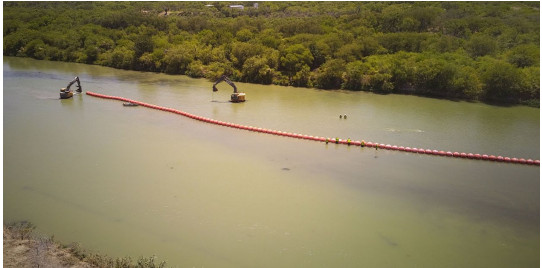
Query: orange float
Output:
[[85, 91, 540, 166]]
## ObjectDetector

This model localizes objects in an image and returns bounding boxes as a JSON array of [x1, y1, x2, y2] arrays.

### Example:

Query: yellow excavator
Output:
[[212, 75, 245, 103], [59, 76, 82, 99]]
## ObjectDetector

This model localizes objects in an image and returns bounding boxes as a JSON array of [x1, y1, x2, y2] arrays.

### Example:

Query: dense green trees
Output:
[[280, 44, 313, 82], [3, 1, 539, 106]]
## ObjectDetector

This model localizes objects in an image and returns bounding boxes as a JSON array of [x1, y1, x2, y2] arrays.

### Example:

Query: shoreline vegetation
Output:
[[3, 2, 539, 107], [3, 221, 167, 268]]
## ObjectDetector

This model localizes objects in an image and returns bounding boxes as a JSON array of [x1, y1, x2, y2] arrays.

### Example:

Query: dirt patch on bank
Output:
[[3, 221, 167, 268], [3, 222, 90, 268]]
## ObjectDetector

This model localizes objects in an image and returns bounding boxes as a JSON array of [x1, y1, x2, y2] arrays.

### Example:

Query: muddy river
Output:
[[4, 57, 539, 267]]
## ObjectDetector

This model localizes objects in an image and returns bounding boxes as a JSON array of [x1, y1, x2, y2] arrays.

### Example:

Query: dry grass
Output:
[[3, 221, 166, 268]]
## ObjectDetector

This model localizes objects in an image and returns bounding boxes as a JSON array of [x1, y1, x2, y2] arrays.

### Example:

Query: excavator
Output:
[[59, 76, 82, 99], [212, 75, 245, 103]]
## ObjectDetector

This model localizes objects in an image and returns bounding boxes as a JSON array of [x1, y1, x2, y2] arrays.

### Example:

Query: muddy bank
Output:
[[3, 222, 90, 268], [3, 222, 166, 268]]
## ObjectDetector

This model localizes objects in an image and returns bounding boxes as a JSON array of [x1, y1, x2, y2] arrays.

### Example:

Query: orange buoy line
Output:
[[86, 91, 540, 166]]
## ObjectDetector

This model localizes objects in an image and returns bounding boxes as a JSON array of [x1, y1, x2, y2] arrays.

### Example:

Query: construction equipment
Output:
[[60, 77, 82, 99], [212, 75, 245, 103]]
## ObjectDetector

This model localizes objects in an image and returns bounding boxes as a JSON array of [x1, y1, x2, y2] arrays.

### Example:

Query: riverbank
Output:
[[4, 2, 539, 106], [3, 222, 166, 268]]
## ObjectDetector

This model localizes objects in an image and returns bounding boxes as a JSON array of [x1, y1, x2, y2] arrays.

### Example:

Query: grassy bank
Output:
[[3, 221, 167, 268]]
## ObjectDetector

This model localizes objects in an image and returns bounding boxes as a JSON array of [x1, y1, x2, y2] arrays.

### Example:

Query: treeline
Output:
[[3, 1, 540, 106]]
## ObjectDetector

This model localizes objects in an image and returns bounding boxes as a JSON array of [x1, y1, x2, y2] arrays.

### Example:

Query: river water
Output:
[[3, 57, 540, 267]]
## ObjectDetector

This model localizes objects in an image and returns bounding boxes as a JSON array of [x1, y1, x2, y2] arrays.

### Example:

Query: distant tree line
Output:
[[3, 1, 539, 106]]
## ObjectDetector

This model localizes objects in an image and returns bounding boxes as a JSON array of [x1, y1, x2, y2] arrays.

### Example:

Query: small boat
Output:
[[123, 102, 139, 107]]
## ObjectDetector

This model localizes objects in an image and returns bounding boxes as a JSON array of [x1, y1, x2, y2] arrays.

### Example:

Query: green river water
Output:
[[3, 57, 540, 267]]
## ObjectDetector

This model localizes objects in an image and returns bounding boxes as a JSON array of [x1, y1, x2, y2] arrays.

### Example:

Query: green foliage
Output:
[[3, 1, 539, 104], [377, 32, 438, 53], [186, 60, 206, 78], [479, 58, 522, 101], [230, 42, 265, 69], [343, 61, 369, 91], [97, 46, 135, 69], [520, 67, 540, 96], [280, 44, 313, 80], [241, 56, 274, 84], [507, 44, 539, 68], [258, 29, 282, 49], [205, 61, 236, 81], [162, 43, 195, 74], [313, 59, 346, 89], [451, 66, 483, 99], [236, 28, 254, 42], [358, 55, 394, 93], [467, 33, 498, 57]]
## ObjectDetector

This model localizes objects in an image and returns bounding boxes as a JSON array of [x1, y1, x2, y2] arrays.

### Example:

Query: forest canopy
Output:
[[3, 1, 540, 105]]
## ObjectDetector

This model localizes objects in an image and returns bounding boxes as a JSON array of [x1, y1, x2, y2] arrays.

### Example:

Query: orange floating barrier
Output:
[[85, 91, 539, 166]]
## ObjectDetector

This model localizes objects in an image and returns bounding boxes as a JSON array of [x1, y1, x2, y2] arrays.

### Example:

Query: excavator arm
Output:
[[211, 75, 245, 102], [59, 76, 82, 99], [212, 75, 238, 93], [66, 77, 82, 93]]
